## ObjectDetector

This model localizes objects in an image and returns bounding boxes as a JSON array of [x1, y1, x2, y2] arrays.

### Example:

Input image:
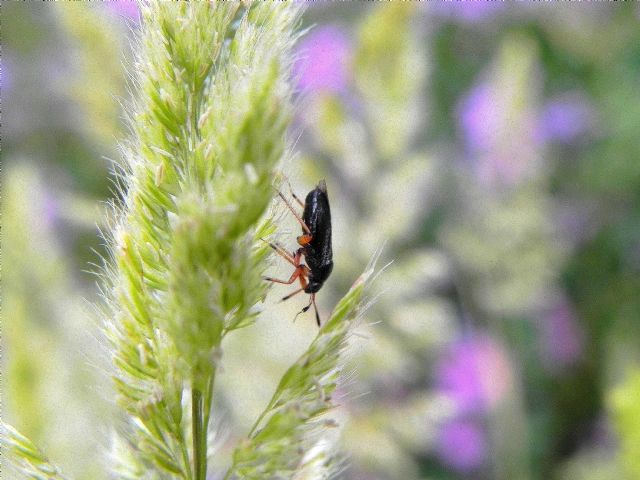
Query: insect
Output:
[[263, 179, 333, 326]]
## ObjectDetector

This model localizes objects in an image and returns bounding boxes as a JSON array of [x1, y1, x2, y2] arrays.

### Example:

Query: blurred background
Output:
[[3, 2, 640, 479]]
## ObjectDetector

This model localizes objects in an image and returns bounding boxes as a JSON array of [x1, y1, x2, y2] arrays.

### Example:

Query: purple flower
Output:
[[42, 189, 61, 229], [431, 1, 506, 24], [435, 334, 513, 414], [105, 1, 140, 22], [1, 57, 12, 92], [536, 93, 595, 144], [457, 82, 500, 154], [457, 80, 538, 186], [293, 26, 351, 95], [436, 419, 487, 473], [539, 300, 584, 369]]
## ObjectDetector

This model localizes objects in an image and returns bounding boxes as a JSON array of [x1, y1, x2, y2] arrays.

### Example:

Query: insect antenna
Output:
[[294, 296, 313, 323], [311, 294, 321, 327]]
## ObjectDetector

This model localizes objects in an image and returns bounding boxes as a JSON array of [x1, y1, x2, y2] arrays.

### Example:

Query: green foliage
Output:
[[441, 34, 561, 318], [2, 164, 109, 480], [3, 165, 65, 446], [610, 370, 640, 479], [227, 266, 376, 479], [2, 4, 383, 480], [353, 3, 425, 160], [0, 424, 68, 480], [55, 4, 128, 145], [100, 3, 303, 478], [297, 6, 437, 478], [14, 2, 640, 480]]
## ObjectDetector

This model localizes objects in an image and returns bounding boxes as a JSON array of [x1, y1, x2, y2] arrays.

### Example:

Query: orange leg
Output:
[[261, 238, 296, 267], [264, 266, 303, 285], [298, 269, 309, 290], [276, 266, 308, 302], [266, 264, 321, 326], [264, 186, 322, 325], [276, 189, 311, 235], [297, 234, 312, 246]]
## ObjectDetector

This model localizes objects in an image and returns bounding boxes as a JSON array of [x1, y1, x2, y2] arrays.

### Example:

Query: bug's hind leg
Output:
[[275, 189, 311, 235], [265, 260, 308, 288]]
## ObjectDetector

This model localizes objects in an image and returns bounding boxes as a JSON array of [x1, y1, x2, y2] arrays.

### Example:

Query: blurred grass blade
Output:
[[0, 423, 69, 480], [225, 263, 377, 479], [610, 370, 640, 478]]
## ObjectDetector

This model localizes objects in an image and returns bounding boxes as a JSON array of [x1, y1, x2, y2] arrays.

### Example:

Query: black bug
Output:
[[263, 179, 334, 326]]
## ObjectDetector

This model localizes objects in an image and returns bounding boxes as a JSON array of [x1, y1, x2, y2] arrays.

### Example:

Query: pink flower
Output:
[[436, 419, 487, 473], [457, 80, 537, 187], [539, 300, 584, 369], [1, 56, 12, 92], [435, 334, 513, 414], [105, 1, 140, 23], [536, 93, 595, 144], [293, 26, 351, 94], [457, 82, 500, 154]]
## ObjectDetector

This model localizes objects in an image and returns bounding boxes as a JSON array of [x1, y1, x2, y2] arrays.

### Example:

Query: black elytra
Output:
[[301, 179, 333, 293], [262, 179, 334, 326]]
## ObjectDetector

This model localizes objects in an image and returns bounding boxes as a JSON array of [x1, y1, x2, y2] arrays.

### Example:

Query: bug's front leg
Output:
[[266, 263, 309, 302], [261, 238, 297, 267], [263, 267, 302, 285]]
